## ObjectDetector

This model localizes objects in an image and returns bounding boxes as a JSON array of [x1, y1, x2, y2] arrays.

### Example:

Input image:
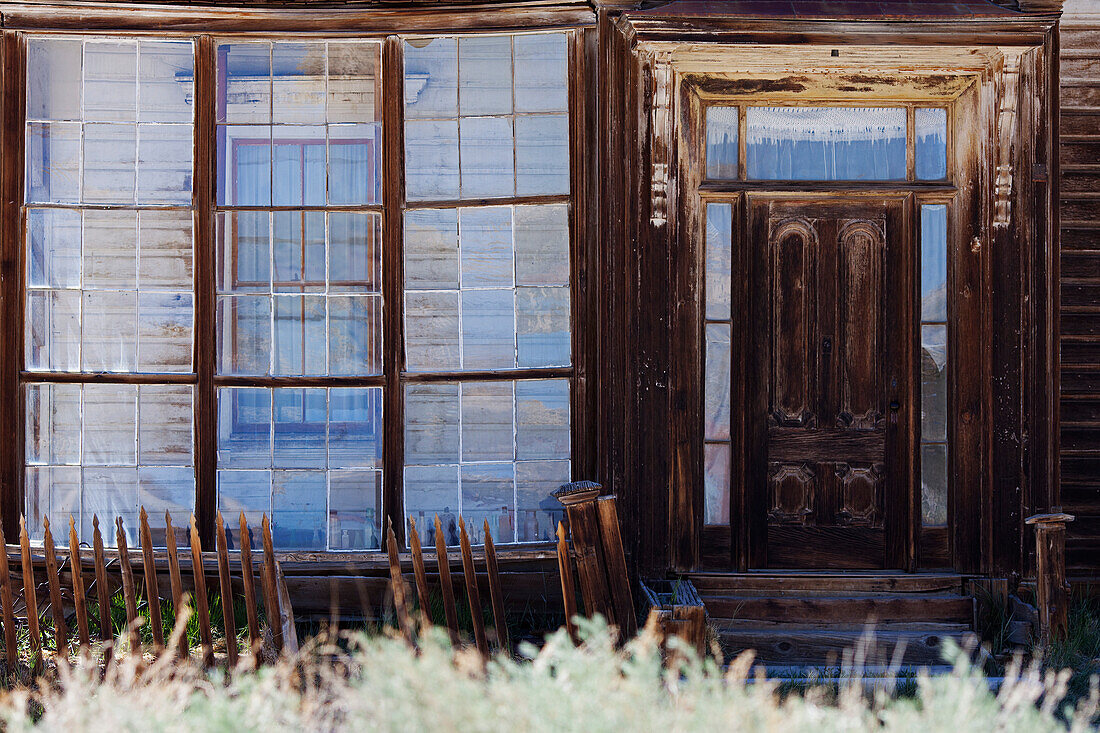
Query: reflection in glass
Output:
[[920, 204, 948, 322], [705, 106, 738, 179], [24, 383, 195, 544], [921, 443, 948, 526], [403, 204, 570, 372], [916, 108, 948, 181], [216, 386, 383, 550], [705, 203, 732, 321], [747, 107, 906, 181], [704, 444, 730, 526], [403, 32, 569, 201], [705, 324, 731, 441], [403, 379, 569, 545], [921, 325, 948, 443]]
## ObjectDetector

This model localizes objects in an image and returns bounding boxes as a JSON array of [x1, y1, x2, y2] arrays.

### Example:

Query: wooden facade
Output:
[[0, 0, 1092, 635]]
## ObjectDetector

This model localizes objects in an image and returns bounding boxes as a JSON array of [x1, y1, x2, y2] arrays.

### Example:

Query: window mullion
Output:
[[381, 35, 406, 547], [194, 35, 218, 547]]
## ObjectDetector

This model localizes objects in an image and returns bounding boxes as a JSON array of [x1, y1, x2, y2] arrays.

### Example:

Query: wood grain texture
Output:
[[482, 521, 509, 652], [215, 513, 238, 667], [164, 512, 188, 659], [260, 515, 283, 653], [139, 508, 164, 651], [408, 519, 432, 627], [434, 515, 460, 644], [189, 515, 214, 666], [116, 518, 141, 655], [238, 513, 261, 660], [19, 517, 41, 663], [92, 517, 112, 654], [67, 518, 90, 652], [41, 518, 68, 655], [459, 518, 488, 657], [555, 521, 578, 642], [385, 523, 414, 643]]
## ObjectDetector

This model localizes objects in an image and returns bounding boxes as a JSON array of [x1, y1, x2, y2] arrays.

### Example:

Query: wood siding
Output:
[[1061, 2, 1100, 584]]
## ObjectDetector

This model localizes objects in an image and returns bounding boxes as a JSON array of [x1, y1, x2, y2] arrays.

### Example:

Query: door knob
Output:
[[889, 401, 900, 411]]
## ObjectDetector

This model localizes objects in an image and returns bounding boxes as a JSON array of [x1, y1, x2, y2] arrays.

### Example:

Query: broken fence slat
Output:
[[408, 519, 432, 627], [0, 524, 17, 668], [215, 513, 239, 668], [68, 517, 90, 652], [385, 523, 415, 644], [189, 515, 215, 667], [163, 512, 188, 660], [139, 508, 164, 651], [483, 520, 510, 653], [555, 521, 578, 643], [92, 516, 114, 663], [238, 513, 262, 660], [260, 514, 284, 653], [42, 518, 69, 657], [596, 496, 637, 640], [458, 518, 488, 658], [116, 518, 141, 655], [19, 517, 42, 665], [434, 515, 460, 645], [274, 561, 299, 655]]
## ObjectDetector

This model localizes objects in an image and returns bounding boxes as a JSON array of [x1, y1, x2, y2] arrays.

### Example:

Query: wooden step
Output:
[[701, 593, 973, 625], [717, 627, 979, 667], [688, 572, 966, 596], [712, 619, 973, 633]]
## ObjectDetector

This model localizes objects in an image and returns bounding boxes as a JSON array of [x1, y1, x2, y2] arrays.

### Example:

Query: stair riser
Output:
[[718, 631, 979, 667], [704, 596, 974, 625]]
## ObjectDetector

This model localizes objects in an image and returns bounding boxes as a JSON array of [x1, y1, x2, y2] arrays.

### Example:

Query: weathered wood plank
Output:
[[238, 513, 261, 660], [139, 508, 164, 651], [67, 517, 90, 652], [385, 523, 414, 644], [434, 515, 460, 645], [459, 518, 488, 657], [483, 520, 509, 652], [115, 518, 141, 655], [260, 515, 283, 654], [19, 517, 41, 664], [408, 518, 432, 627], [92, 516, 113, 659], [215, 513, 238, 668], [164, 512, 187, 660], [41, 518, 68, 656], [555, 521, 578, 642], [189, 515, 214, 666]]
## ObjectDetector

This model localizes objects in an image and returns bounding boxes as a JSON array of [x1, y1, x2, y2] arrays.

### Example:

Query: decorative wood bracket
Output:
[[994, 49, 1023, 230]]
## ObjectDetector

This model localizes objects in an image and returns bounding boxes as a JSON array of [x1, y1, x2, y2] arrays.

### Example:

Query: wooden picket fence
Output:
[[386, 515, 511, 656], [0, 508, 295, 670]]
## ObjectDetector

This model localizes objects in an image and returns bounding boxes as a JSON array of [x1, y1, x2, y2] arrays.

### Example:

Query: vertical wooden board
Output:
[[260, 515, 283, 653], [41, 518, 68, 656], [115, 518, 140, 654], [238, 513, 261, 658], [189, 515, 214, 666], [92, 516, 113, 652], [385, 524, 414, 643], [434, 515, 460, 645], [0, 34, 26, 544], [564, 500, 614, 623], [596, 497, 636, 639], [482, 520, 509, 652], [0, 523, 17, 667], [381, 36, 406, 550], [408, 519, 431, 625], [193, 35, 217, 549], [459, 519, 488, 657], [555, 522, 578, 642], [68, 517, 90, 652], [215, 514, 238, 667], [139, 508, 164, 651], [19, 517, 41, 663], [746, 198, 771, 568]]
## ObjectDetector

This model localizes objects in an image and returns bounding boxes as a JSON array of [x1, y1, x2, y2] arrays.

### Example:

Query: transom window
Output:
[[22, 31, 576, 551], [704, 104, 948, 182]]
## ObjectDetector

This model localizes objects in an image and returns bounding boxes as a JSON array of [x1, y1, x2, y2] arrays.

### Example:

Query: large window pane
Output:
[[217, 386, 383, 550], [920, 204, 949, 528], [25, 383, 195, 545], [216, 41, 381, 207], [404, 204, 570, 372], [216, 211, 382, 376], [26, 209, 194, 374], [404, 379, 569, 545], [746, 107, 906, 181], [403, 33, 569, 201]]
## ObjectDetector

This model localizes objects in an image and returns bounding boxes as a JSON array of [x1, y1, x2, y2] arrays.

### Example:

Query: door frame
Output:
[[659, 46, 1014, 574]]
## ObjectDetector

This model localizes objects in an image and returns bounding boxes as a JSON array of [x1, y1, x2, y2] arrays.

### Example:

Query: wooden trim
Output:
[[701, 182, 958, 194], [214, 374, 387, 388], [23, 371, 199, 384], [404, 193, 569, 210], [381, 35, 405, 548], [0, 32, 25, 541], [400, 368, 573, 383], [194, 35, 216, 547], [0, 3, 596, 34]]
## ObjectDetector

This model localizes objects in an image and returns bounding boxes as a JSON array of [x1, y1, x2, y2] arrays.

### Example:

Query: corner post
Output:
[[1025, 511, 1074, 643]]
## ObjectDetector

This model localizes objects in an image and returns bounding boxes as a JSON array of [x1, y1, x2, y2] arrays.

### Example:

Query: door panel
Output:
[[747, 196, 911, 570]]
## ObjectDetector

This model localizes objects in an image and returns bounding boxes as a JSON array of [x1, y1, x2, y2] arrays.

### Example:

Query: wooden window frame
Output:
[[0, 19, 594, 555]]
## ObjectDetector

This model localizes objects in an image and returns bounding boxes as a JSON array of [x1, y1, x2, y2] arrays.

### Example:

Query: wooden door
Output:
[[745, 196, 913, 570]]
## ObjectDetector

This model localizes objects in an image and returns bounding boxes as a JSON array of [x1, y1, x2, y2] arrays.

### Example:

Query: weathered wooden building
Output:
[[0, 0, 1094, 661]]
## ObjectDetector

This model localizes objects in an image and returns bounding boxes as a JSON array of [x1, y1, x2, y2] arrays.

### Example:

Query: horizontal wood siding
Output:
[[1061, 5, 1100, 583]]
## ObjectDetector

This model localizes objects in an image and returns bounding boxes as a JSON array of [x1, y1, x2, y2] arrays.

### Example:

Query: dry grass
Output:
[[0, 617, 1095, 732]]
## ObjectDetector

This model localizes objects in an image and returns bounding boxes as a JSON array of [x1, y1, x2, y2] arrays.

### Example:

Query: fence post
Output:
[[1025, 512, 1075, 644]]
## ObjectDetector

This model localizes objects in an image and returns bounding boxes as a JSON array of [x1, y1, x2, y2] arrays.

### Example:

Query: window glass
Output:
[[916, 108, 948, 181], [403, 34, 569, 201], [920, 204, 948, 527], [703, 203, 732, 526], [25, 383, 194, 546], [403, 204, 570, 372], [404, 379, 568, 545], [217, 387, 383, 550], [746, 107, 906, 181], [705, 106, 738, 179]]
